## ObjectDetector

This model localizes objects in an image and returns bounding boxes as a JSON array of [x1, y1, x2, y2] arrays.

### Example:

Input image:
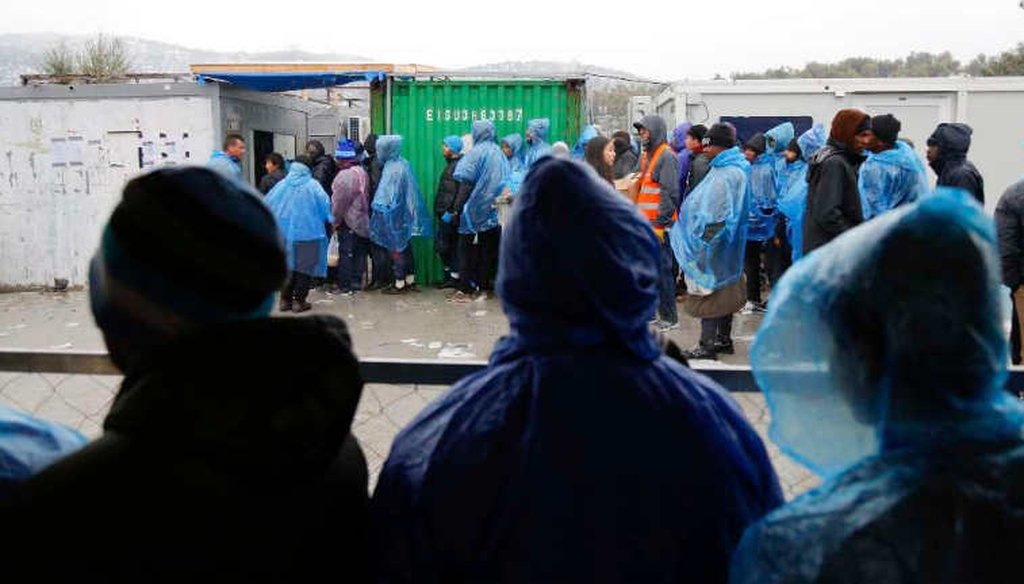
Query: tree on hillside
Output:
[[968, 43, 1024, 76], [733, 50, 961, 80]]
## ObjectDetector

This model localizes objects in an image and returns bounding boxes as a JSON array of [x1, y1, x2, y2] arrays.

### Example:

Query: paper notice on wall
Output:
[[141, 141, 158, 168], [161, 140, 179, 165], [51, 138, 68, 167], [66, 136, 84, 166]]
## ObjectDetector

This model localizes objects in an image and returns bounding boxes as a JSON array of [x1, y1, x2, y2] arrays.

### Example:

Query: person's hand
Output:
[[441, 212, 453, 224], [773, 237, 781, 248]]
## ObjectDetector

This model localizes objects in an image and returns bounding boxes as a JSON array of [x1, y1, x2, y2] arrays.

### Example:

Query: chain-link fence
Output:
[[0, 369, 820, 499]]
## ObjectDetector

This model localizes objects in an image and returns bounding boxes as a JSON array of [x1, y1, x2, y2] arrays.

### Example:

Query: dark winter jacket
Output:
[[363, 134, 383, 197], [613, 138, 639, 179], [929, 123, 984, 204], [4, 315, 369, 582], [310, 154, 338, 195], [258, 167, 286, 195], [638, 115, 681, 228], [803, 139, 865, 254], [996, 178, 1024, 290], [686, 152, 711, 198], [434, 156, 461, 216]]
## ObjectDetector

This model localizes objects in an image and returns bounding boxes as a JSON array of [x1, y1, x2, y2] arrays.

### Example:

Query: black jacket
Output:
[[613, 148, 638, 180], [803, 140, 865, 254], [929, 124, 984, 204], [257, 167, 286, 195], [685, 152, 711, 197], [4, 315, 369, 582], [996, 178, 1024, 289], [435, 156, 460, 216], [310, 154, 337, 195]]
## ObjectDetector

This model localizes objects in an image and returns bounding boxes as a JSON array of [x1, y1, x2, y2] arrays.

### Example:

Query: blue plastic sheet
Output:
[[369, 136, 432, 252], [733, 188, 1024, 583], [372, 158, 783, 584], [523, 118, 552, 169], [501, 133, 526, 196], [265, 162, 333, 276], [775, 124, 827, 263], [1, 405, 87, 493], [453, 120, 508, 234], [859, 141, 930, 220], [670, 146, 751, 290]]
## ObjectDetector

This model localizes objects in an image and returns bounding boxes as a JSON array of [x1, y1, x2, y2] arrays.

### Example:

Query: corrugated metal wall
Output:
[[373, 79, 583, 284]]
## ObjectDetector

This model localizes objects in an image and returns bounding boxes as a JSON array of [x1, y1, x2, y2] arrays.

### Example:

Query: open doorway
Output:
[[252, 130, 274, 185]]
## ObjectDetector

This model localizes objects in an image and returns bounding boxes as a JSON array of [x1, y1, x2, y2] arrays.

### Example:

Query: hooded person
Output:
[[368, 135, 432, 294], [371, 157, 783, 584], [731, 188, 1024, 584], [306, 139, 337, 195], [763, 122, 796, 288], [451, 120, 509, 299], [742, 132, 775, 311], [672, 122, 694, 198], [927, 122, 984, 204], [996, 174, 1024, 365], [669, 122, 752, 361], [265, 154, 334, 313], [435, 135, 465, 289], [802, 109, 872, 254], [500, 133, 527, 197], [859, 114, 930, 221], [612, 129, 639, 179], [524, 118, 554, 169], [634, 114, 681, 331], [1, 406, 86, 499], [3, 167, 369, 581], [331, 139, 371, 294], [776, 124, 827, 264], [571, 124, 600, 161], [362, 134, 392, 290]]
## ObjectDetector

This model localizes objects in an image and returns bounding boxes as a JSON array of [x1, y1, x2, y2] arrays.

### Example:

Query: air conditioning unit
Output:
[[347, 116, 371, 144]]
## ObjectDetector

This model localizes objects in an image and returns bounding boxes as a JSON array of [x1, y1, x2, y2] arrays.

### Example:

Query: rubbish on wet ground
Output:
[[438, 343, 476, 359], [66, 322, 80, 328], [8, 324, 27, 330], [428, 341, 443, 350], [471, 310, 488, 318], [360, 321, 376, 329], [401, 339, 419, 344], [50, 342, 73, 350], [314, 299, 334, 305]]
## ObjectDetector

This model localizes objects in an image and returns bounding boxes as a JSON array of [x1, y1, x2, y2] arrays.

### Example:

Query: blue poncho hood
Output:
[[524, 118, 552, 168], [859, 141, 930, 220], [776, 124, 827, 263], [454, 120, 509, 234], [498, 158, 661, 360], [502, 134, 527, 195], [369, 135, 432, 251], [752, 187, 1024, 478], [571, 125, 600, 160], [671, 146, 751, 290], [764, 122, 795, 156]]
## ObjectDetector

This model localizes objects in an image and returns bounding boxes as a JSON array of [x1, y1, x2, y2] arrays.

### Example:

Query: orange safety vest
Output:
[[637, 143, 676, 237]]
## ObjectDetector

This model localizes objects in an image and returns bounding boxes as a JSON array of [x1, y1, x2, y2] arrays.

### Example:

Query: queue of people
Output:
[[3, 145, 1022, 581]]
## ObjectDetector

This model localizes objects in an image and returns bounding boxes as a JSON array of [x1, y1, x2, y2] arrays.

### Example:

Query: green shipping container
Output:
[[370, 78, 585, 285]]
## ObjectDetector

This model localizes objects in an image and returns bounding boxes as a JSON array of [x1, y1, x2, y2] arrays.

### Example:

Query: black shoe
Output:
[[681, 345, 718, 361], [437, 278, 459, 290], [279, 300, 293, 312], [293, 301, 312, 313], [365, 282, 384, 291], [406, 283, 422, 293], [713, 340, 735, 355], [382, 285, 408, 295]]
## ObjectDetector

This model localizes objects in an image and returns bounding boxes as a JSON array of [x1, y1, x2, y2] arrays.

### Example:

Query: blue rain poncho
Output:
[[206, 150, 242, 182], [523, 118, 552, 169], [670, 146, 751, 291], [859, 140, 930, 220], [775, 124, 826, 263], [732, 188, 1024, 584], [747, 153, 778, 242], [372, 158, 783, 584], [368, 136, 432, 252], [265, 162, 333, 277], [764, 122, 794, 178], [571, 125, 600, 161], [454, 120, 508, 235], [1, 405, 86, 495], [501, 133, 526, 196]]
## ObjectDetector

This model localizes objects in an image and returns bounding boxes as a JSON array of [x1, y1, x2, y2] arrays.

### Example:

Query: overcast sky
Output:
[[5, 1, 1024, 80]]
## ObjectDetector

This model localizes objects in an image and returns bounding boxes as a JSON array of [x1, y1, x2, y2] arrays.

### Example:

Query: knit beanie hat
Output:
[[871, 114, 901, 145], [703, 123, 738, 149], [744, 132, 767, 155], [90, 167, 287, 352], [335, 139, 358, 159], [831, 109, 871, 149]]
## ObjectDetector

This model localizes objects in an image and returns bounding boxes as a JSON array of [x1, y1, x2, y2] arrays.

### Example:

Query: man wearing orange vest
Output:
[[634, 115, 681, 331]]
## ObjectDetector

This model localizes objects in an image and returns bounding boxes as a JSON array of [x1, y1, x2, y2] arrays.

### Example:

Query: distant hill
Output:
[[0, 33, 370, 86]]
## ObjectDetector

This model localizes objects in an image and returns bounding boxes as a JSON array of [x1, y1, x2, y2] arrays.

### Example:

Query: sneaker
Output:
[[447, 291, 474, 304], [293, 301, 312, 313], [713, 340, 735, 355], [740, 301, 765, 315], [657, 320, 679, 332], [473, 291, 489, 302], [681, 344, 718, 361], [279, 300, 293, 312]]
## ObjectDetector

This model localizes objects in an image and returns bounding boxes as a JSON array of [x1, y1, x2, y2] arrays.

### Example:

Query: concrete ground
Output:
[[0, 288, 820, 499]]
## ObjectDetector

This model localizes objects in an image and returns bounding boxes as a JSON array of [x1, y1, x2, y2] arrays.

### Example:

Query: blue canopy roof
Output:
[[194, 71, 387, 92]]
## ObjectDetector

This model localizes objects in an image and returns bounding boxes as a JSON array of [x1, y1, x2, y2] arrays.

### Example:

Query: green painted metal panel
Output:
[[375, 79, 584, 284]]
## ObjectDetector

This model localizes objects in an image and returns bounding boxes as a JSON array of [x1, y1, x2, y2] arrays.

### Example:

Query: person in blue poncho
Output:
[[670, 123, 751, 361], [859, 114, 929, 221], [762, 123, 795, 286], [500, 133, 527, 197], [207, 133, 246, 182], [731, 188, 1024, 584], [368, 135, 431, 295], [450, 120, 508, 300], [776, 124, 827, 264], [571, 124, 600, 161], [523, 118, 553, 169], [742, 132, 774, 313], [1, 405, 86, 499], [265, 154, 333, 312], [372, 156, 783, 584]]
